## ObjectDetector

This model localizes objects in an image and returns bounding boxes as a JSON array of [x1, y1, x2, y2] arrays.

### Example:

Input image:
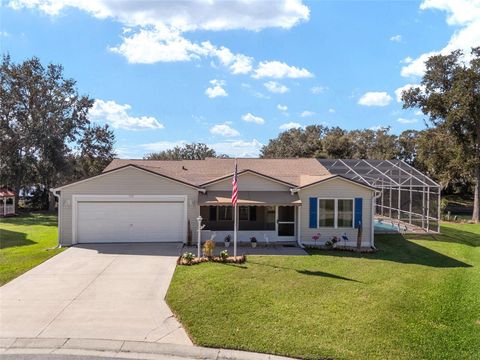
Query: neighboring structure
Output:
[[52, 158, 378, 248], [0, 188, 15, 217], [318, 159, 441, 232]]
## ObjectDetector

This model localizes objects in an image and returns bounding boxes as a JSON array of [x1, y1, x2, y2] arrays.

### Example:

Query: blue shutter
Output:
[[354, 197, 363, 228], [309, 197, 317, 228]]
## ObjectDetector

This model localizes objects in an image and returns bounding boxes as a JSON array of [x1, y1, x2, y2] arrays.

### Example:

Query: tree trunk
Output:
[[48, 190, 57, 212], [473, 163, 480, 223]]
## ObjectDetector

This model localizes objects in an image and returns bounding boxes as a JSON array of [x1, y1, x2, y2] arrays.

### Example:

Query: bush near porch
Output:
[[0, 212, 63, 285], [166, 223, 480, 360]]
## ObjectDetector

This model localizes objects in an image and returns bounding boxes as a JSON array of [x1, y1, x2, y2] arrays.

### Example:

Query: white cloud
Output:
[[241, 113, 265, 125], [358, 92, 393, 107], [415, 110, 423, 116], [397, 118, 419, 124], [89, 99, 164, 130], [401, 0, 480, 77], [253, 61, 314, 79], [210, 123, 240, 137], [11, 0, 311, 77], [328, 108, 335, 113], [139, 140, 187, 153], [311, 86, 328, 94], [277, 104, 288, 112], [279, 122, 302, 130], [205, 79, 228, 98], [209, 139, 263, 157], [264, 81, 289, 94], [390, 34, 402, 42], [0, 31, 9, 37], [300, 110, 315, 117], [9, 0, 309, 31]]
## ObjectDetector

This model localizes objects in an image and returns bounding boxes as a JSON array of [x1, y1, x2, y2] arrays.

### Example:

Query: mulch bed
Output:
[[304, 245, 378, 253], [177, 255, 247, 266]]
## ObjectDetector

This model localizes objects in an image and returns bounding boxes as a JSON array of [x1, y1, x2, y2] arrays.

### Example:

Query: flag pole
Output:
[[233, 202, 237, 257]]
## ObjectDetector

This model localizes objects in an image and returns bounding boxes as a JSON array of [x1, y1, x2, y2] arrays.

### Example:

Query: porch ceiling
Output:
[[199, 191, 301, 206]]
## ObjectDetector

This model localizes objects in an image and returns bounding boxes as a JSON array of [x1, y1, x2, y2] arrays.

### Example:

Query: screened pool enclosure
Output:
[[318, 159, 441, 233]]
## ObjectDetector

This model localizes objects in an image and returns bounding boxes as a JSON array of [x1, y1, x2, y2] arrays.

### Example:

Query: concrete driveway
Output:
[[0, 243, 191, 345]]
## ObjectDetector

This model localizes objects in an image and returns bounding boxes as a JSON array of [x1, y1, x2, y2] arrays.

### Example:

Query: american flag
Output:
[[231, 161, 238, 205]]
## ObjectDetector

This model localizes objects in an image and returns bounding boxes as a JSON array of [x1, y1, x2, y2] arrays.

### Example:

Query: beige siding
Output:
[[58, 167, 199, 246], [206, 172, 290, 191], [298, 178, 375, 247]]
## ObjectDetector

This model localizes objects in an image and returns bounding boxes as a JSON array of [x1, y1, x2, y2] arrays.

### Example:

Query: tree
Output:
[[320, 127, 355, 158], [144, 143, 222, 160], [0, 55, 115, 211], [260, 125, 326, 158], [402, 48, 480, 222]]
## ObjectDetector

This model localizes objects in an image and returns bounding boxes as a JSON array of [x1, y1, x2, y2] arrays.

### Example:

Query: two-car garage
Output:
[[73, 196, 187, 244], [72, 195, 187, 244]]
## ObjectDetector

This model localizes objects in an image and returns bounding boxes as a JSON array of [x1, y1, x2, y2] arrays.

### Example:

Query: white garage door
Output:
[[76, 201, 184, 243]]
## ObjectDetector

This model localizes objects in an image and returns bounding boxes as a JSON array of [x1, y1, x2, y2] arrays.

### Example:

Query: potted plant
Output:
[[250, 236, 257, 248], [224, 234, 231, 248]]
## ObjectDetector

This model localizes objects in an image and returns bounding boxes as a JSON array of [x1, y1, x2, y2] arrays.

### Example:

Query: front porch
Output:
[[198, 191, 301, 244]]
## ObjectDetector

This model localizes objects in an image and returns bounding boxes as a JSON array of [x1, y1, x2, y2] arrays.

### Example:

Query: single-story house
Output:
[[52, 158, 379, 248]]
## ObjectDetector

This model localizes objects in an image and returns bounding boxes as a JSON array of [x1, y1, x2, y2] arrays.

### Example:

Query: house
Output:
[[51, 158, 379, 248]]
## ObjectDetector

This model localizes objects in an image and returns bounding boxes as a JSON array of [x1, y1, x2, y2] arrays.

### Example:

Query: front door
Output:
[[277, 206, 295, 240]]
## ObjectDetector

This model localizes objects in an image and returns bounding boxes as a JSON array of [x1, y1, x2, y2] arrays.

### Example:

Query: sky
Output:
[[1, 0, 479, 158]]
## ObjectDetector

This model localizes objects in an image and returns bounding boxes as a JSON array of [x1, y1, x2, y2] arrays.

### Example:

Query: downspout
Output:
[[50, 188, 62, 249], [371, 190, 382, 249]]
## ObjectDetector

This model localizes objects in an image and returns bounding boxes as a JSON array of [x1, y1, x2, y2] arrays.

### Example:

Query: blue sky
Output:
[[1, 0, 478, 157]]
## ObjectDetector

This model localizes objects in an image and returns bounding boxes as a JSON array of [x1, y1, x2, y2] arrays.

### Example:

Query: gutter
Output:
[[50, 188, 62, 249], [371, 190, 382, 249]]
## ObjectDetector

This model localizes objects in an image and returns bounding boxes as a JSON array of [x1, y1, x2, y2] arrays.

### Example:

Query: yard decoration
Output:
[[312, 232, 321, 246], [250, 236, 257, 248]]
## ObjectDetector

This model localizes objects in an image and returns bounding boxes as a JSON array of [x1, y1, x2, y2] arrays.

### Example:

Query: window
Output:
[[209, 206, 217, 221], [239, 206, 249, 221], [337, 199, 353, 228], [218, 206, 232, 221], [318, 199, 335, 227]]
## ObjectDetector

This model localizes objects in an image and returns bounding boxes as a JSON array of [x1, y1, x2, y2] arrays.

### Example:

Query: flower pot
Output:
[[251, 242, 257, 248], [224, 241, 230, 248]]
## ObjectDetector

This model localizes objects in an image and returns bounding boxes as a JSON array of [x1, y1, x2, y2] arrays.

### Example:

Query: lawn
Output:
[[166, 222, 480, 360], [0, 212, 63, 285]]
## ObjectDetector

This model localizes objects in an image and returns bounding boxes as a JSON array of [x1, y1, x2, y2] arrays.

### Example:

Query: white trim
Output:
[[317, 197, 355, 229], [53, 165, 201, 192], [203, 170, 294, 189], [295, 175, 376, 193], [72, 194, 188, 244]]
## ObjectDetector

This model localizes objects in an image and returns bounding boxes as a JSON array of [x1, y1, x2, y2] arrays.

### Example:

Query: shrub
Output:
[[325, 240, 333, 248], [181, 252, 195, 264], [203, 239, 215, 257], [250, 236, 257, 243], [219, 250, 229, 261]]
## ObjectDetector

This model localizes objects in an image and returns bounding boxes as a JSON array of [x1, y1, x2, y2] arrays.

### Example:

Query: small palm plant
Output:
[[203, 239, 215, 258]]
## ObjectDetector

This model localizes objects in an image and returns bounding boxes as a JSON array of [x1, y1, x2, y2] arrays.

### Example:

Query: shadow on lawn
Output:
[[2, 212, 58, 227], [410, 224, 480, 247], [310, 233, 472, 268], [248, 259, 361, 282], [0, 228, 35, 249]]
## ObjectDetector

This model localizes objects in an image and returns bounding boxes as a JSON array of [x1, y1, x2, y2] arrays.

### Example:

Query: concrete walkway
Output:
[[0, 337, 295, 359], [0, 243, 191, 345]]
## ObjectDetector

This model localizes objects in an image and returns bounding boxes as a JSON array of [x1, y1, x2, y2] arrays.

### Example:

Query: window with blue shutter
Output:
[[354, 197, 363, 228], [309, 197, 317, 228]]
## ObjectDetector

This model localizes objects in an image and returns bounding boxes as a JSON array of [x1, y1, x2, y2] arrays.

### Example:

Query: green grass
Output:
[[0, 212, 64, 285], [166, 223, 480, 360]]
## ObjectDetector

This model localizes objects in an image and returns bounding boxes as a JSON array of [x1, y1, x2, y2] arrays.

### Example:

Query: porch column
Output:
[[3, 198, 6, 216], [297, 206, 302, 244]]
